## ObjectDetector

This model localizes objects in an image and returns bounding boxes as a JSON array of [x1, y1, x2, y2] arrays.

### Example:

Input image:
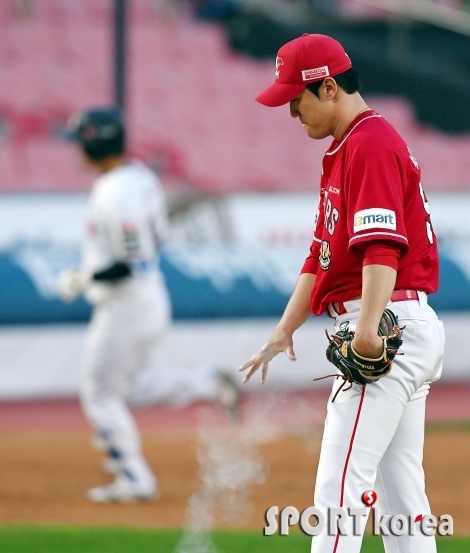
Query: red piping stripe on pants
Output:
[[332, 385, 367, 553]]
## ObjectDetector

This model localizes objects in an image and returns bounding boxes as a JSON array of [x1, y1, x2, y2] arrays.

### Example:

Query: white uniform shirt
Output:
[[82, 160, 169, 304]]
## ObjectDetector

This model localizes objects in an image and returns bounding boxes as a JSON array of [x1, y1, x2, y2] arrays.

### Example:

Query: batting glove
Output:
[[56, 270, 90, 303]]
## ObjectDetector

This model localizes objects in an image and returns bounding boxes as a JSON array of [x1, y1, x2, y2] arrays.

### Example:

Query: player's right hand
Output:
[[56, 270, 89, 303], [237, 328, 296, 385]]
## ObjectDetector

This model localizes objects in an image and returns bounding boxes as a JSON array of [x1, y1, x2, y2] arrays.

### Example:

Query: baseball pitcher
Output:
[[239, 34, 444, 552]]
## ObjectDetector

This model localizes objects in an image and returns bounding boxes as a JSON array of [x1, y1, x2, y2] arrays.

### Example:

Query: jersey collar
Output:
[[325, 109, 381, 156]]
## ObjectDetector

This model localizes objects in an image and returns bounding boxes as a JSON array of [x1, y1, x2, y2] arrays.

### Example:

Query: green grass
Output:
[[0, 526, 467, 552], [425, 420, 470, 433]]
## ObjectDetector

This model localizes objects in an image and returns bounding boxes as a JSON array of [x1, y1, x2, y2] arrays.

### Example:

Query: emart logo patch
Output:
[[354, 208, 396, 233]]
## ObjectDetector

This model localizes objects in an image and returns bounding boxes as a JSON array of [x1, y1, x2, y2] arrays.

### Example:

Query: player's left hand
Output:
[[238, 327, 296, 384], [320, 308, 404, 401], [351, 334, 384, 359], [57, 270, 90, 303]]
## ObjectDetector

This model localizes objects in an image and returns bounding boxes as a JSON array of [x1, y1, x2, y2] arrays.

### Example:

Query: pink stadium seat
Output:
[[0, 0, 469, 192], [365, 96, 416, 135], [21, 139, 90, 191], [0, 142, 17, 190]]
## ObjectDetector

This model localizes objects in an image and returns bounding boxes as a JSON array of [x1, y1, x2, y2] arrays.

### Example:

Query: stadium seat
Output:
[[0, 0, 469, 192]]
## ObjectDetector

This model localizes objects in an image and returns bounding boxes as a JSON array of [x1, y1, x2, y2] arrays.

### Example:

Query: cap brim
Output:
[[255, 82, 307, 107]]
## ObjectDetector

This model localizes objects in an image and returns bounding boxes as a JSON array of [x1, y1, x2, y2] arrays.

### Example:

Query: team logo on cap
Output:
[[82, 125, 98, 140], [275, 56, 284, 78], [302, 66, 330, 81]]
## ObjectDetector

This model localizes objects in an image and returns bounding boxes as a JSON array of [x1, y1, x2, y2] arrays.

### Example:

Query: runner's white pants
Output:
[[311, 292, 445, 553], [80, 280, 170, 486], [130, 363, 224, 407]]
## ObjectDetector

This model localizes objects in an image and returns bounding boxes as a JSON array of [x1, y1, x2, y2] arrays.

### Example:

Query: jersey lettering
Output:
[[324, 197, 339, 236], [418, 182, 434, 244], [324, 197, 331, 229], [408, 147, 419, 170], [419, 182, 431, 216], [314, 193, 321, 227], [425, 221, 434, 245], [328, 208, 339, 235], [122, 224, 140, 253]]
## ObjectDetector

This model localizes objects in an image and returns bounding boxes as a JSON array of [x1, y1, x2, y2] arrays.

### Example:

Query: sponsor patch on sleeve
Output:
[[122, 223, 140, 253], [353, 208, 396, 233]]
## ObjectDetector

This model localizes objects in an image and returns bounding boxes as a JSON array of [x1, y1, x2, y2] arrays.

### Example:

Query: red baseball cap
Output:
[[255, 34, 352, 107]]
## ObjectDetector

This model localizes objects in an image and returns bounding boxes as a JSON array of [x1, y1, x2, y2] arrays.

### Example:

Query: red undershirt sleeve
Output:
[[363, 242, 400, 270]]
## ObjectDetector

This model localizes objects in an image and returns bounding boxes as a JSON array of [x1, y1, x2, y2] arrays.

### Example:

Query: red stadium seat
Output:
[[0, 0, 468, 192]]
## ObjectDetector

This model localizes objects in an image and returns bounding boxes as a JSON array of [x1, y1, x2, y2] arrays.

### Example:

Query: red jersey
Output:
[[301, 109, 439, 316]]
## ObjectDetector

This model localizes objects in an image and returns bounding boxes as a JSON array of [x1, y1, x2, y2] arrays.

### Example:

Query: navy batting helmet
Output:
[[67, 107, 125, 161]]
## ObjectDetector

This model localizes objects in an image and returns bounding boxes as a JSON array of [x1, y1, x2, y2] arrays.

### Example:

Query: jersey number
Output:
[[419, 182, 434, 245], [324, 197, 339, 236]]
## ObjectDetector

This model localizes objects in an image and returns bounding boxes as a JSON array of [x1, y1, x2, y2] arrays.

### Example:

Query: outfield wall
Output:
[[0, 311, 467, 400], [0, 192, 468, 399], [0, 192, 470, 322]]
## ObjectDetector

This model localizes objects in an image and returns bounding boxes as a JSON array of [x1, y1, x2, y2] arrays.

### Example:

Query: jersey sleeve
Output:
[[104, 196, 143, 261], [149, 174, 170, 245], [344, 136, 409, 256], [301, 190, 324, 274], [100, 177, 168, 263]]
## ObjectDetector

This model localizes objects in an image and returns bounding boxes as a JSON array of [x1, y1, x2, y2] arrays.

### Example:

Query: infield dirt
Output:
[[0, 426, 468, 534]]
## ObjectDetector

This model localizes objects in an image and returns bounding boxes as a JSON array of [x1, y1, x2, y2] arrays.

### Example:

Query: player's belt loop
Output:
[[332, 302, 348, 315], [417, 290, 428, 306], [327, 302, 347, 317]]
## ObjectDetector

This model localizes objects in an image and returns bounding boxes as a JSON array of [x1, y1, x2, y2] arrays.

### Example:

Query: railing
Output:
[[354, 0, 470, 36]]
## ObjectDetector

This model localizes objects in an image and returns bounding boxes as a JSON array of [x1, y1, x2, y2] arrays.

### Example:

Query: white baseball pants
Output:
[[311, 292, 445, 553], [130, 363, 224, 407], [80, 280, 170, 487]]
